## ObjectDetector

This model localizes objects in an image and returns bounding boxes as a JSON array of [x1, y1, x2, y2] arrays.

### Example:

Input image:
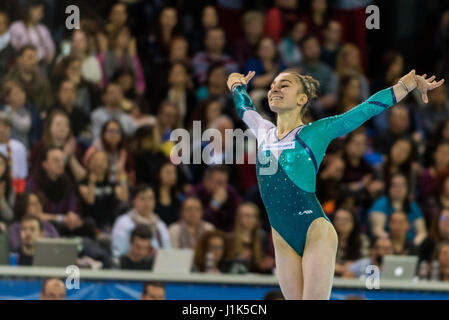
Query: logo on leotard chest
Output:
[[263, 141, 295, 151], [297, 210, 313, 216]]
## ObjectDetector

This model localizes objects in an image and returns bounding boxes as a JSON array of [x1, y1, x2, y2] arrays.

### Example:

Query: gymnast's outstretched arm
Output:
[[309, 70, 445, 144]]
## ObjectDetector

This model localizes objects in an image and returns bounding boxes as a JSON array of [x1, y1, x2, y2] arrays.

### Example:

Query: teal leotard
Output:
[[233, 84, 397, 256]]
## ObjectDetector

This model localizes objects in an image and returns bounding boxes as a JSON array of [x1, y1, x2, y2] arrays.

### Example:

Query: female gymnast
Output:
[[227, 69, 444, 300]]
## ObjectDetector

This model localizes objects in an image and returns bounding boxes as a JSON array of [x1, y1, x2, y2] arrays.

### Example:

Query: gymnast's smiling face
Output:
[[267, 72, 308, 114]]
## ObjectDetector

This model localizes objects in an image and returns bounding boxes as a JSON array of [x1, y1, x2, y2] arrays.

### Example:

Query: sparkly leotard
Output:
[[233, 84, 397, 256]]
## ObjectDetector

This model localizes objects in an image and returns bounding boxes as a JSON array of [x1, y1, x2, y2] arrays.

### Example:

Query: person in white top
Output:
[[111, 185, 171, 258]]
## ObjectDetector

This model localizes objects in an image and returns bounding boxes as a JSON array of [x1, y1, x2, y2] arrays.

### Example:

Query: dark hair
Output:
[[42, 109, 72, 148], [0, 153, 13, 204], [132, 184, 153, 200], [130, 224, 152, 243], [17, 44, 37, 57], [22, 0, 43, 24], [204, 165, 230, 178], [13, 192, 43, 222], [142, 281, 166, 295], [206, 62, 226, 86], [385, 172, 411, 215], [100, 119, 126, 152], [263, 290, 284, 300], [382, 137, 415, 185], [21, 214, 43, 231], [332, 207, 363, 260], [193, 230, 229, 272]]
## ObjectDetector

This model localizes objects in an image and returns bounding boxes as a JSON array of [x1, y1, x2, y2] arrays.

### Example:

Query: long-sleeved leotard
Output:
[[233, 85, 397, 256]]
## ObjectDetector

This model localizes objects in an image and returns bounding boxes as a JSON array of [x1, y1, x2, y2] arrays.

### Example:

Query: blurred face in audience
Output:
[[66, 59, 82, 82], [142, 285, 166, 300], [208, 66, 226, 89], [27, 194, 43, 217], [324, 20, 342, 45], [169, 63, 189, 87], [333, 209, 354, 237], [71, 30, 88, 55], [129, 236, 151, 262], [343, 47, 361, 70], [244, 14, 263, 39], [29, 5, 44, 25], [343, 78, 361, 101], [205, 170, 228, 194], [160, 163, 177, 187], [41, 279, 66, 300], [158, 103, 178, 129], [43, 149, 65, 178], [103, 84, 123, 109], [89, 151, 108, 176], [208, 236, 225, 263], [50, 114, 70, 142], [311, 0, 327, 14], [134, 189, 156, 217], [182, 198, 203, 226], [6, 84, 26, 108], [206, 101, 223, 124], [372, 237, 393, 264], [276, 0, 298, 9], [302, 37, 321, 62], [109, 3, 127, 27], [345, 132, 366, 159], [439, 210, 449, 239], [170, 38, 188, 62], [0, 13, 9, 35], [115, 28, 131, 50], [58, 81, 76, 109], [291, 21, 307, 42], [388, 55, 404, 77], [238, 204, 259, 231], [388, 174, 408, 201], [18, 48, 38, 73], [258, 37, 277, 61], [20, 219, 41, 248], [159, 7, 177, 30], [104, 121, 122, 148], [434, 143, 449, 169], [0, 122, 10, 143], [117, 72, 134, 93], [205, 29, 225, 54], [390, 139, 411, 166], [389, 211, 409, 238], [202, 6, 218, 29]]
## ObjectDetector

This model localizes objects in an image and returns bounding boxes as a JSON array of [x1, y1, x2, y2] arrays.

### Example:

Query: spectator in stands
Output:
[[9, 192, 59, 252], [0, 10, 14, 76], [111, 185, 171, 258], [157, 101, 178, 143], [66, 29, 102, 85], [53, 80, 90, 140], [278, 20, 307, 68], [299, 35, 338, 111], [2, 45, 52, 113], [119, 225, 154, 271], [389, 211, 419, 255], [263, 0, 300, 44], [190, 98, 224, 135], [1, 81, 32, 148], [0, 112, 27, 194], [98, 26, 145, 95], [428, 240, 449, 281], [84, 119, 135, 186], [193, 230, 229, 273], [420, 208, 449, 263], [28, 147, 95, 239], [190, 5, 220, 53], [169, 196, 214, 249], [141, 281, 166, 300], [18, 215, 43, 266], [227, 202, 273, 274], [299, 0, 332, 42], [78, 150, 129, 232], [154, 162, 181, 226], [418, 84, 449, 141], [0, 153, 14, 227], [192, 165, 241, 232], [40, 278, 66, 300], [341, 128, 383, 206], [418, 142, 449, 203], [369, 172, 427, 246], [335, 44, 370, 100], [234, 11, 264, 68], [192, 27, 239, 86], [342, 236, 393, 278], [9, 0, 55, 65], [30, 109, 86, 183], [333, 74, 362, 115], [371, 50, 404, 96], [131, 122, 167, 185], [316, 154, 346, 215], [320, 19, 343, 69], [91, 82, 136, 138], [333, 208, 370, 276], [53, 55, 98, 116], [154, 62, 196, 128]]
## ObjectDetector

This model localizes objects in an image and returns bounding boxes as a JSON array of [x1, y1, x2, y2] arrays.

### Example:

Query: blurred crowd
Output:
[[0, 0, 448, 283]]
